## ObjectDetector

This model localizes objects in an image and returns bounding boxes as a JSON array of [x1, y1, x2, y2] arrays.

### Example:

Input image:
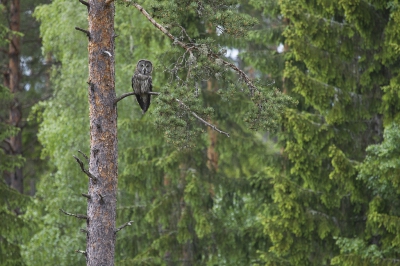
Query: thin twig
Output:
[[114, 91, 229, 136], [78, 150, 89, 161], [75, 27, 90, 38], [59, 209, 88, 220], [129, 3, 258, 95], [170, 23, 193, 43], [115, 220, 134, 234], [81, 193, 91, 199], [175, 98, 230, 137], [73, 155, 97, 183], [114, 91, 160, 105]]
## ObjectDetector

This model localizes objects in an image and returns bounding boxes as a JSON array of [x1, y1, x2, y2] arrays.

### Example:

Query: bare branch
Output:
[[75, 27, 90, 38], [73, 155, 97, 183], [78, 0, 89, 8], [103, 50, 112, 57], [80, 228, 88, 233], [129, 3, 258, 95], [59, 209, 88, 220], [75, 250, 87, 255], [78, 150, 89, 161], [175, 98, 230, 137], [114, 91, 160, 105], [114, 91, 229, 136], [115, 220, 134, 234], [98, 193, 105, 203], [82, 193, 91, 199], [2, 139, 15, 153]]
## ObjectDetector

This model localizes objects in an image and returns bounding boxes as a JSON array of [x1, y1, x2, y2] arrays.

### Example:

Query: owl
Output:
[[131, 59, 153, 113]]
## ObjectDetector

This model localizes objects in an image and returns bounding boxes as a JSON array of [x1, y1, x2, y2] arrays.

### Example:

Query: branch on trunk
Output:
[[102, 50, 112, 57], [59, 209, 88, 220], [114, 91, 160, 105], [75, 27, 90, 38], [75, 250, 87, 255], [78, 0, 89, 9], [98, 193, 105, 203], [78, 150, 89, 161], [115, 220, 134, 234], [80, 228, 88, 233], [130, 3, 258, 95], [81, 193, 91, 199], [2, 139, 15, 153], [73, 155, 98, 183], [175, 98, 230, 137]]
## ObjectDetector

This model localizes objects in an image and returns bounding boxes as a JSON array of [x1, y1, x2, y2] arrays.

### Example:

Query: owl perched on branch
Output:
[[132, 59, 153, 113]]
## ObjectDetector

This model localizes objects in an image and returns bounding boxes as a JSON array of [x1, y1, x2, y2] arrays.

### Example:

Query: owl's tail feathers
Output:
[[136, 94, 151, 114]]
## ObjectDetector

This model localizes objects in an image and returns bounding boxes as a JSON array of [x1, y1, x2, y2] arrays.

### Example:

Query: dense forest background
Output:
[[2, 0, 400, 265]]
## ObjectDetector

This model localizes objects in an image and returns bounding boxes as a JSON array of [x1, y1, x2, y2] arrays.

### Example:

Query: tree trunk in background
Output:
[[4, 0, 23, 194], [206, 80, 218, 173], [280, 17, 290, 160], [86, 1, 117, 265]]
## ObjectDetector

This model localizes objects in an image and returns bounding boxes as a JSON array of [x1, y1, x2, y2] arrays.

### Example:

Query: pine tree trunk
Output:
[[86, 1, 117, 265], [5, 0, 23, 194], [206, 80, 218, 173]]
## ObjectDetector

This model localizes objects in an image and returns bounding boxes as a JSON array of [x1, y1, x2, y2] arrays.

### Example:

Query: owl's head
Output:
[[136, 59, 153, 75]]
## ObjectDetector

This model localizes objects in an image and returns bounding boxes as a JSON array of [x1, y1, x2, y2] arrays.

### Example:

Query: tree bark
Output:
[[4, 0, 23, 194], [86, 1, 117, 265], [206, 80, 218, 173]]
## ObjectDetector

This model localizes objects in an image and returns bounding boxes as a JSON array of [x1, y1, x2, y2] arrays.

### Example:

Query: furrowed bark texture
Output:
[[5, 0, 23, 193], [86, 1, 117, 265]]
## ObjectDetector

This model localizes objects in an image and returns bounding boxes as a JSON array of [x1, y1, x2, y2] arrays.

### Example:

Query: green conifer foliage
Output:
[[332, 124, 400, 265], [0, 85, 28, 266], [256, 0, 400, 265]]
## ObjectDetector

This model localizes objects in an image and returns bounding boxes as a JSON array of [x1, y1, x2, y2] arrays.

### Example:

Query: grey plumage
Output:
[[132, 59, 153, 113]]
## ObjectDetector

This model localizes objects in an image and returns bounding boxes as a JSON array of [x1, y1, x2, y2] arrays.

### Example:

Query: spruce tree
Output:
[[256, 0, 399, 265]]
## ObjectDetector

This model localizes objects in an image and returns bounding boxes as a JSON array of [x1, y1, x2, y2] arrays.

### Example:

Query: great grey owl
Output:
[[132, 59, 153, 113]]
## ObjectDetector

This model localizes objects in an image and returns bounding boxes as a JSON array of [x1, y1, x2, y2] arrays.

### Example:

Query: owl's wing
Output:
[[141, 76, 152, 113], [149, 76, 152, 92], [131, 74, 140, 95]]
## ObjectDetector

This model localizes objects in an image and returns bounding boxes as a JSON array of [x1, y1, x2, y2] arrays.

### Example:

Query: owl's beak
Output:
[[143, 69, 147, 74]]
